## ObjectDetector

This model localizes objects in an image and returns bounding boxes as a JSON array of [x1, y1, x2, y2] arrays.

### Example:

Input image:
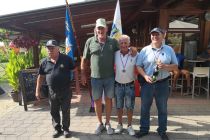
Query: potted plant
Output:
[[5, 50, 33, 102]]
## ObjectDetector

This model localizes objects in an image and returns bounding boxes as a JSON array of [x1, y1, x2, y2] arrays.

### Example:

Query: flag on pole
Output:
[[110, 0, 122, 40], [65, 7, 76, 62]]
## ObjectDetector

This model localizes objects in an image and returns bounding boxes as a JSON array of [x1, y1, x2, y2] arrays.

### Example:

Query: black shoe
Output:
[[52, 130, 63, 138], [64, 130, 71, 138], [135, 131, 149, 138], [159, 133, 169, 140]]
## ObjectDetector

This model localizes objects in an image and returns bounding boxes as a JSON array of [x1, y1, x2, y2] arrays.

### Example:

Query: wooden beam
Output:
[[125, 0, 155, 26], [159, 0, 184, 8]]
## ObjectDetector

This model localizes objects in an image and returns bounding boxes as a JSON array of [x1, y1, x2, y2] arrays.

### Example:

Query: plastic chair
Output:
[[169, 72, 183, 96], [191, 67, 209, 99]]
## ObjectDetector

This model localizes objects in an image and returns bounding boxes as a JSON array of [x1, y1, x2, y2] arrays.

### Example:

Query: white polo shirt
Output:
[[115, 50, 138, 84]]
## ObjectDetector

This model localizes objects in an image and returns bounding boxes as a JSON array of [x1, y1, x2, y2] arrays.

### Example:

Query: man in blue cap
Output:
[[135, 27, 178, 140], [35, 39, 74, 138]]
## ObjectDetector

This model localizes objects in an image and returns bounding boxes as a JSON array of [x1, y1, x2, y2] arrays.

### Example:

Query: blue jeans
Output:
[[91, 76, 115, 100], [140, 79, 170, 134], [115, 83, 135, 110]]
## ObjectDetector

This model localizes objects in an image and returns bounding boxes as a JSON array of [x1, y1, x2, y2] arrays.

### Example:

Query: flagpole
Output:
[[65, 0, 81, 95]]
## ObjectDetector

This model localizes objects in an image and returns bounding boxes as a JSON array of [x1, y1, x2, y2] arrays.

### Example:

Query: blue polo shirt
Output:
[[176, 53, 185, 69], [136, 44, 178, 80]]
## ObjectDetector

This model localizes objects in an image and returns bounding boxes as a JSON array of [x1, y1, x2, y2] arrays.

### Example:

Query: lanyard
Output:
[[99, 43, 105, 52], [152, 47, 162, 63], [120, 53, 129, 72]]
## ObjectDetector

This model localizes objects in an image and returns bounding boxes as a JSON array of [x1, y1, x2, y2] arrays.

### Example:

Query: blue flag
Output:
[[65, 8, 76, 62]]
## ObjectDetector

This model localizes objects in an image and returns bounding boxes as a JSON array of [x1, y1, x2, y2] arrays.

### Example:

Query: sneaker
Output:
[[105, 123, 114, 135], [127, 125, 135, 136], [95, 123, 105, 135], [115, 124, 123, 134], [52, 130, 63, 138]]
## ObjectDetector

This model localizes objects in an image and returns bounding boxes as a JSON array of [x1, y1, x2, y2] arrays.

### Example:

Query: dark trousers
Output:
[[49, 87, 72, 131], [140, 79, 170, 134]]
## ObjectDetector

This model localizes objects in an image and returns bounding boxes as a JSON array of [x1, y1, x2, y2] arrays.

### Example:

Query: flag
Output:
[[110, 0, 122, 40], [65, 8, 76, 62]]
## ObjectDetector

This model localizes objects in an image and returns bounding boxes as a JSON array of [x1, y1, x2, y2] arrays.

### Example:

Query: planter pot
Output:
[[10, 91, 20, 102]]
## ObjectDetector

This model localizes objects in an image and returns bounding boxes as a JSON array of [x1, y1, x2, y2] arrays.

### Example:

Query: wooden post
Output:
[[159, 9, 168, 30], [31, 32, 40, 68], [33, 44, 39, 68], [203, 20, 210, 49]]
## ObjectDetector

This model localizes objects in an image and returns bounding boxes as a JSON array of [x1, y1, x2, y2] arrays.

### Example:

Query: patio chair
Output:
[[191, 67, 209, 99], [169, 72, 183, 96]]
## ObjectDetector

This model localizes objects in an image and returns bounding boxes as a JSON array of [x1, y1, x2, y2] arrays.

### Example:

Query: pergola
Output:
[[0, 0, 209, 67]]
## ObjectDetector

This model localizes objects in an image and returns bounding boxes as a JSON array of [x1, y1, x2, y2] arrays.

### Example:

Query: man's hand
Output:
[[81, 71, 87, 86], [129, 46, 138, 57], [144, 75, 153, 83], [35, 91, 41, 101]]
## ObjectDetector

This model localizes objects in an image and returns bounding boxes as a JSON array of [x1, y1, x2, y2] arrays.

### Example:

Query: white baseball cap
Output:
[[96, 18, 107, 28]]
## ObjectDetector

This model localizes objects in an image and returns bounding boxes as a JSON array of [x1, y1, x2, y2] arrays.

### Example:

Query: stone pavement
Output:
[[0, 86, 210, 140]]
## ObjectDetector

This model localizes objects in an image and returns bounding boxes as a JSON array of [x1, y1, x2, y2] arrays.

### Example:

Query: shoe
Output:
[[135, 131, 149, 138], [94, 123, 105, 135], [105, 123, 114, 135], [52, 130, 63, 138], [115, 124, 123, 134], [127, 125, 135, 136], [64, 130, 71, 138], [159, 133, 169, 140]]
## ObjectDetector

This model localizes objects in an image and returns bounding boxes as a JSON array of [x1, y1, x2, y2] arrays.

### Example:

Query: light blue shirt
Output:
[[136, 44, 178, 80]]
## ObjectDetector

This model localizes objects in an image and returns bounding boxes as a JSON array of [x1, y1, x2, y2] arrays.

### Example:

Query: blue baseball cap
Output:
[[150, 27, 164, 34]]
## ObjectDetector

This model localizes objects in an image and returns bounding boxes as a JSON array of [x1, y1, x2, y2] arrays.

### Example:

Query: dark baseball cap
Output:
[[150, 27, 164, 34], [46, 40, 59, 47]]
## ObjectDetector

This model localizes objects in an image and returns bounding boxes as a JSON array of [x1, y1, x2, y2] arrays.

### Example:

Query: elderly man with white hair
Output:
[[114, 34, 138, 136]]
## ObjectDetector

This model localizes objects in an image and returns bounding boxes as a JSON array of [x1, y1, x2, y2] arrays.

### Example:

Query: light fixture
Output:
[[205, 11, 210, 21], [141, 10, 158, 13], [132, 28, 137, 34], [86, 32, 94, 36]]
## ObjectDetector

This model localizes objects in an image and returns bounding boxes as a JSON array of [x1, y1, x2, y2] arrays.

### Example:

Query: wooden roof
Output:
[[0, 0, 209, 45]]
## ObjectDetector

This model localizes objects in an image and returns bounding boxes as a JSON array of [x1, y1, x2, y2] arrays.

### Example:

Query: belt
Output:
[[115, 81, 134, 86], [155, 76, 170, 83]]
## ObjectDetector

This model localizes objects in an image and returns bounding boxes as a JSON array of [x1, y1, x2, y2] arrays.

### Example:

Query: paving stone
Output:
[[0, 88, 210, 140]]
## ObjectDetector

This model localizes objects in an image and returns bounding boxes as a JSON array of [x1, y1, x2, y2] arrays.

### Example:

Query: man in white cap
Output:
[[81, 18, 119, 135]]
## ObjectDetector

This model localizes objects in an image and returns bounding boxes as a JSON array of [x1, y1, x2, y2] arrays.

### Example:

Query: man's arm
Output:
[[35, 75, 45, 101], [80, 57, 89, 85], [158, 63, 178, 72]]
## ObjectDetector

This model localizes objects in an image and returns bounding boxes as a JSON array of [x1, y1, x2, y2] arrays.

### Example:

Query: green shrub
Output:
[[5, 50, 33, 92], [0, 53, 8, 63]]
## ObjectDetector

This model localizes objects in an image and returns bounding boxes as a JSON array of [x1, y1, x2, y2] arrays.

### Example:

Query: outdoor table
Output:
[[186, 59, 206, 71]]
